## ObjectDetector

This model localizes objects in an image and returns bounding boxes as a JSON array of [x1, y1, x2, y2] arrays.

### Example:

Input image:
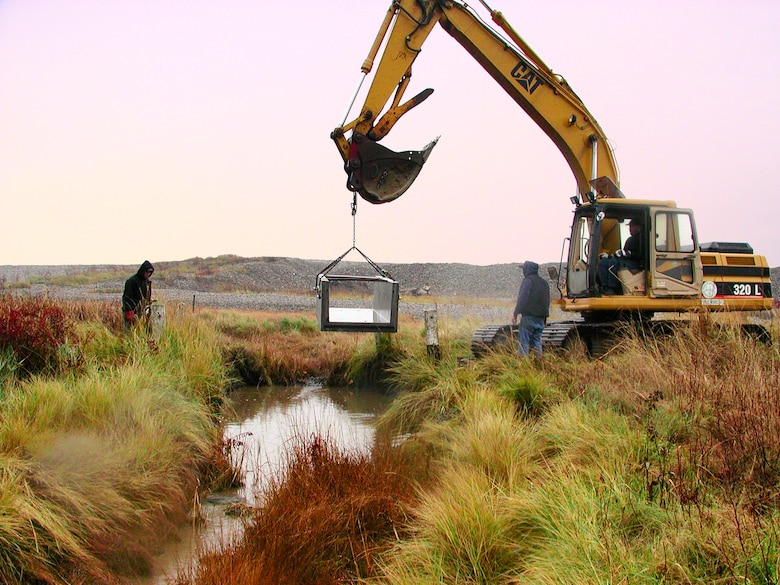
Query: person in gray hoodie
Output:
[[511, 260, 550, 356]]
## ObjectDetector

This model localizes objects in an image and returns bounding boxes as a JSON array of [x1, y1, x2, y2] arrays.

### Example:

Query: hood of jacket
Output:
[[522, 260, 539, 277], [136, 260, 154, 277]]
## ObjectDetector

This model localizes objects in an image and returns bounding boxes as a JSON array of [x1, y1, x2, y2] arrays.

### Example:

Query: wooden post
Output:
[[150, 303, 166, 341], [424, 310, 441, 361]]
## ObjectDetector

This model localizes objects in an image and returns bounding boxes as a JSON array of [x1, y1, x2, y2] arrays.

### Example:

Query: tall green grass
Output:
[[371, 320, 780, 585], [0, 303, 231, 584]]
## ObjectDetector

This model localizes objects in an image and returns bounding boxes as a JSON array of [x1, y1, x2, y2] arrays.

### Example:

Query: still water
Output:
[[134, 382, 393, 584]]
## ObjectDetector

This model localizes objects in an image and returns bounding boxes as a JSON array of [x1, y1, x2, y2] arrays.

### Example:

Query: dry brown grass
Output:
[[543, 317, 780, 511], [59, 298, 123, 332], [174, 434, 428, 585], [201, 309, 424, 386]]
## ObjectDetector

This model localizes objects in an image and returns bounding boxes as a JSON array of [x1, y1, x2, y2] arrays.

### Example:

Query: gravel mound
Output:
[[0, 258, 534, 298], [3, 257, 776, 322], [0, 258, 539, 323]]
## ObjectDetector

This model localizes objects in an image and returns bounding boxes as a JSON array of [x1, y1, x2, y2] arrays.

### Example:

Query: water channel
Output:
[[133, 382, 394, 585]]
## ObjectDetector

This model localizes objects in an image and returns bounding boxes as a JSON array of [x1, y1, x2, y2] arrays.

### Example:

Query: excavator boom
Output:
[[332, 0, 620, 203]]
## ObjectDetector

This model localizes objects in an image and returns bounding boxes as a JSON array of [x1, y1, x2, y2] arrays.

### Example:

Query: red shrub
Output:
[[0, 293, 72, 374]]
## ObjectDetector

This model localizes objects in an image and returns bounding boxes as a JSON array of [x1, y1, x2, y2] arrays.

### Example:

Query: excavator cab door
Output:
[[649, 208, 702, 297], [566, 213, 594, 296]]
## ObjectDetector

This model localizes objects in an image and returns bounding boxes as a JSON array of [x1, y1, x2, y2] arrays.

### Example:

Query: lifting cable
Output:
[[316, 194, 391, 290]]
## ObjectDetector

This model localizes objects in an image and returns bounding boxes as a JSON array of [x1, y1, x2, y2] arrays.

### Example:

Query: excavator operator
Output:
[[598, 219, 644, 295]]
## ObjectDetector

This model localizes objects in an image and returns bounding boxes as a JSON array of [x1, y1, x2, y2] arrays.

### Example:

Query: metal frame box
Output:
[[316, 274, 399, 332]]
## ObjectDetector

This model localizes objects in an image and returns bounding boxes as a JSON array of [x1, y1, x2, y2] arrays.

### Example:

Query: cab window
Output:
[[655, 212, 695, 253]]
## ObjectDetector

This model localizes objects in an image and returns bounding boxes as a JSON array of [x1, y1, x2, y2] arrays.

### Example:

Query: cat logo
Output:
[[511, 60, 544, 95], [701, 280, 717, 299]]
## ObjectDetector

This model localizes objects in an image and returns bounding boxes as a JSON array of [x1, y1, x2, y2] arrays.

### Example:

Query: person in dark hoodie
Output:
[[122, 260, 154, 333], [511, 260, 550, 356]]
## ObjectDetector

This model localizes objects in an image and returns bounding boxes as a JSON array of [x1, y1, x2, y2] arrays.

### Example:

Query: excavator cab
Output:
[[344, 133, 438, 204], [564, 200, 703, 302], [565, 204, 650, 298]]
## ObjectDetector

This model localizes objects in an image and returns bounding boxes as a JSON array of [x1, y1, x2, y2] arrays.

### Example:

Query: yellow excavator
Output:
[[331, 0, 773, 355]]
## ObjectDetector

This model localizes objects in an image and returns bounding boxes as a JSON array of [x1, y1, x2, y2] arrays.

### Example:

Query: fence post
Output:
[[424, 309, 441, 361], [150, 303, 166, 340]]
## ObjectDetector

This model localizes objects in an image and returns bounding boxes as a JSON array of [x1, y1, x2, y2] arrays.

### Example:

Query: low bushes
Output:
[[0, 293, 71, 375]]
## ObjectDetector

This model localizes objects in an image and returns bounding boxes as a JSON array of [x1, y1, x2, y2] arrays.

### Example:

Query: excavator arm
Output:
[[332, 0, 621, 204]]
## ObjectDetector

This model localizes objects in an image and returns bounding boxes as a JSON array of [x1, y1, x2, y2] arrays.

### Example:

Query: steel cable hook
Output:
[[351, 192, 358, 248]]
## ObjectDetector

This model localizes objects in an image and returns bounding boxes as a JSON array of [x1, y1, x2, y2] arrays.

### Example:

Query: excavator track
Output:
[[471, 320, 615, 358], [472, 319, 770, 359], [471, 324, 516, 356], [471, 322, 584, 356]]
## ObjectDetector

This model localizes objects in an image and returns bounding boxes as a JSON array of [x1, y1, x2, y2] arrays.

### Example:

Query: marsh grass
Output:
[[580, 318, 780, 509], [341, 331, 410, 388], [0, 345, 18, 390], [369, 317, 780, 584], [0, 301, 232, 584], [60, 298, 122, 331], [7, 299, 775, 584], [206, 309, 427, 387], [137, 310, 780, 585], [379, 345, 558, 438], [197, 309, 353, 385]]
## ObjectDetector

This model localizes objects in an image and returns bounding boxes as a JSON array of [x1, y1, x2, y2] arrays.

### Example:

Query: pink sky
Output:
[[1, 0, 779, 267]]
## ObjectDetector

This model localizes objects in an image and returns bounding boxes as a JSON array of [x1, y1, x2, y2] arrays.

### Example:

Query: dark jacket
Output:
[[623, 234, 644, 268], [122, 260, 154, 314], [513, 261, 550, 319]]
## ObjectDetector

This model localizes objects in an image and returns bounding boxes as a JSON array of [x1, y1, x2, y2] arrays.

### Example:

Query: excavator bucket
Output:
[[347, 137, 438, 204]]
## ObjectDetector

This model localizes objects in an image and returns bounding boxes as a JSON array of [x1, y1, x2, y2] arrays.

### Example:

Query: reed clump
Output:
[[175, 434, 427, 585], [207, 309, 423, 387], [0, 298, 232, 584]]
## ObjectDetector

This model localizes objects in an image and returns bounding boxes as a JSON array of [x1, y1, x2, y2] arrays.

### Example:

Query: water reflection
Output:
[[134, 382, 393, 584], [226, 383, 392, 505]]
